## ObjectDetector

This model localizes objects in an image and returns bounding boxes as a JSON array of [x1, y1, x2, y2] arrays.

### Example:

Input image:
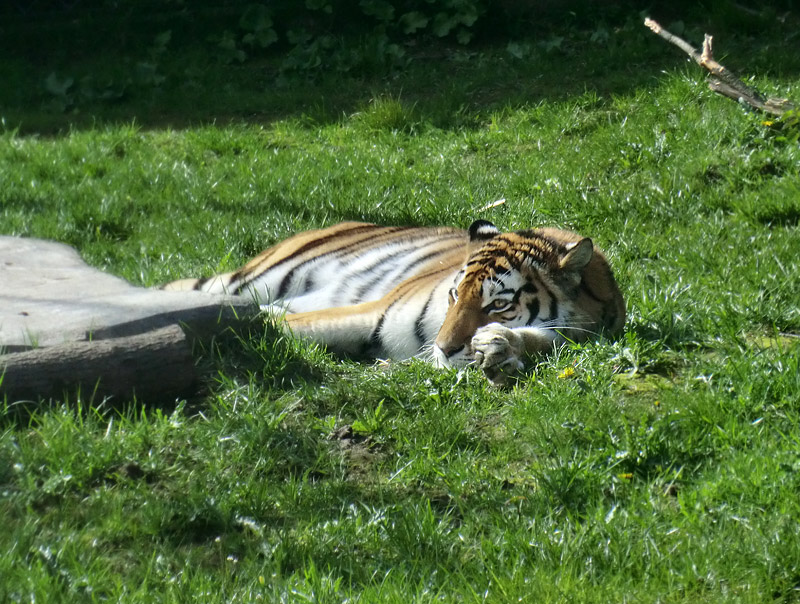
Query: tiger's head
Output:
[[432, 220, 596, 369]]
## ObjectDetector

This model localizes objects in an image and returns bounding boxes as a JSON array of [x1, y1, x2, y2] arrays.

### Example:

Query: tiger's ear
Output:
[[559, 238, 594, 272], [468, 220, 500, 242]]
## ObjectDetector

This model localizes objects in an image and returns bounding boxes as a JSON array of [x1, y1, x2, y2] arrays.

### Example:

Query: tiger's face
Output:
[[432, 220, 592, 369]]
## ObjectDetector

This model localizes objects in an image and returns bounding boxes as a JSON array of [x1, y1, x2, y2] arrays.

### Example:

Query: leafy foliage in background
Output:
[[12, 0, 800, 114], [212, 0, 486, 72], [41, 30, 171, 112]]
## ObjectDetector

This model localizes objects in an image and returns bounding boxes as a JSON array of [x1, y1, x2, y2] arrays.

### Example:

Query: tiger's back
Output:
[[165, 222, 466, 313]]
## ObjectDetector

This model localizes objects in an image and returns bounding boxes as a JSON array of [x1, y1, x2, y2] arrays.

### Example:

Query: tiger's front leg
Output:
[[471, 323, 561, 386]]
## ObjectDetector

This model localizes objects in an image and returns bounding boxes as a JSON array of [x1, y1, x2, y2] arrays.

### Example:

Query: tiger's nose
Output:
[[438, 344, 465, 359]]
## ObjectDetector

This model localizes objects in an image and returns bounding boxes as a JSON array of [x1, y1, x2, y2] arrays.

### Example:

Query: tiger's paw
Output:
[[471, 323, 525, 386]]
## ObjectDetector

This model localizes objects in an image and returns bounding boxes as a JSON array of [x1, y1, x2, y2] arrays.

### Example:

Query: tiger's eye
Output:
[[487, 299, 511, 312]]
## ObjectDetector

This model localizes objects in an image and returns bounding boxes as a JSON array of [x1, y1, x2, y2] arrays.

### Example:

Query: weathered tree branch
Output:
[[644, 18, 795, 115]]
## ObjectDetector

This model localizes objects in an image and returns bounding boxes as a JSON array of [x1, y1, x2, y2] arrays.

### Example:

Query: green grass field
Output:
[[2, 10, 800, 603]]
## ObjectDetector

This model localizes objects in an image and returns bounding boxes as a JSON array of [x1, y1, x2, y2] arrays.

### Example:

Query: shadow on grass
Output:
[[193, 315, 330, 394], [4, 5, 800, 135]]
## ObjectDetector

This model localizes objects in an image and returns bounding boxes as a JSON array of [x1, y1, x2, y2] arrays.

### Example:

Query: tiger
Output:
[[163, 220, 625, 384]]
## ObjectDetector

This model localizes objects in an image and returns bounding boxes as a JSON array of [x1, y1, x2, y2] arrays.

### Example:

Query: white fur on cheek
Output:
[[432, 342, 474, 369], [432, 345, 449, 368]]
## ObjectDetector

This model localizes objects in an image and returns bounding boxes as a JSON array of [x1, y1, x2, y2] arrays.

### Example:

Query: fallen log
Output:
[[1, 324, 196, 406], [0, 236, 258, 408]]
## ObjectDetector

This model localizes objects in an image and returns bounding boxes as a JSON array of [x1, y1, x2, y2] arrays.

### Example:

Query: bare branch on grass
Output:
[[644, 17, 795, 115]]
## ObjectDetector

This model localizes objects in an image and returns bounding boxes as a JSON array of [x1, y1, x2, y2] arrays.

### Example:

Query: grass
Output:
[[2, 8, 800, 603]]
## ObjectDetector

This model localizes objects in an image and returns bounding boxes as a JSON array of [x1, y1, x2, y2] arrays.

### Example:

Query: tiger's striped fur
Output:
[[163, 220, 625, 384]]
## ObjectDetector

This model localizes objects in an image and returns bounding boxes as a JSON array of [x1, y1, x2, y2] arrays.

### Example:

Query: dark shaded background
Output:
[[2, 0, 797, 134], [4, 0, 797, 57]]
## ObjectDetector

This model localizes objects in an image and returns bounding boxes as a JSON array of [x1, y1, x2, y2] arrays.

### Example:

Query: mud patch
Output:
[[330, 424, 382, 478]]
